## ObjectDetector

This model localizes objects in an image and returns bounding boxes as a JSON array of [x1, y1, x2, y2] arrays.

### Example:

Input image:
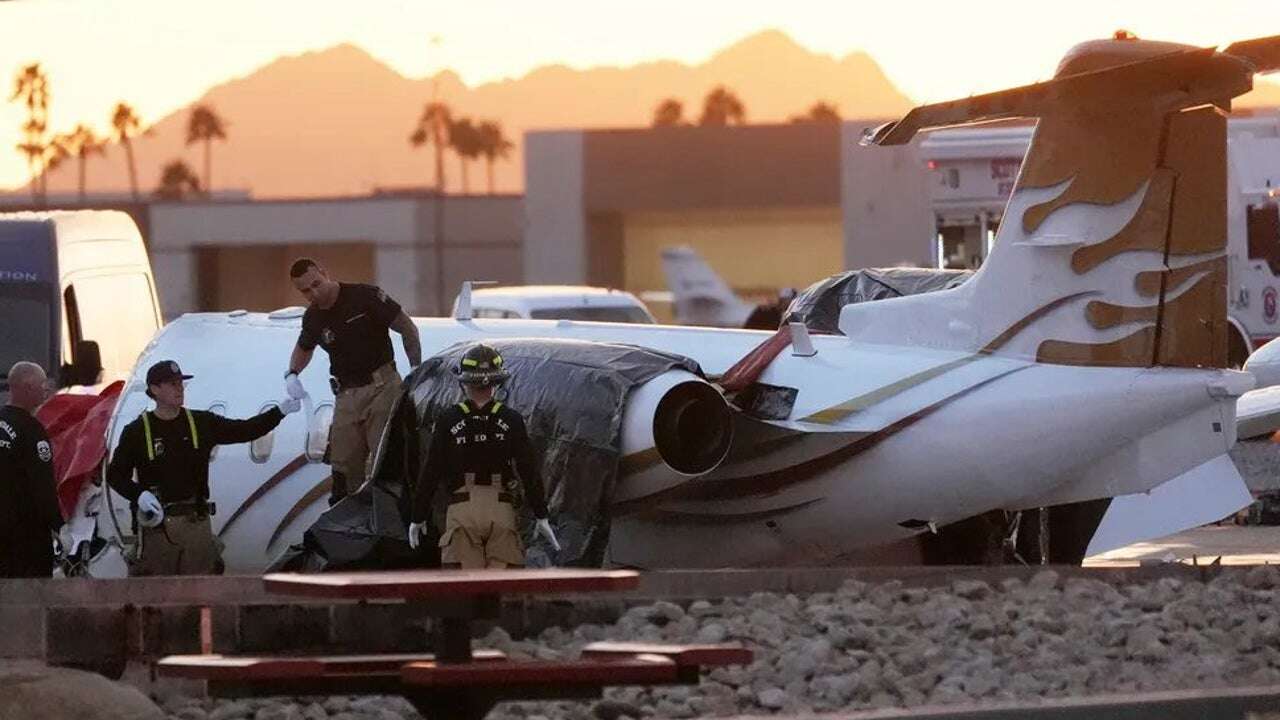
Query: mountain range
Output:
[[20, 30, 1280, 199]]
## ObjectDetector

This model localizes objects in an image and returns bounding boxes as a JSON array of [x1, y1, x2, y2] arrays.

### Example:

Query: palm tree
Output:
[[55, 124, 107, 202], [11, 63, 50, 204], [699, 86, 746, 127], [40, 134, 71, 201], [186, 103, 228, 197], [652, 98, 686, 127], [448, 117, 484, 193], [153, 159, 202, 200], [476, 120, 513, 194], [409, 101, 452, 192], [111, 102, 143, 201], [789, 101, 841, 124]]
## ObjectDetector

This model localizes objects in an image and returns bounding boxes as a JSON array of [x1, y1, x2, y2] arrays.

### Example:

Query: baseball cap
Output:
[[146, 360, 194, 387]]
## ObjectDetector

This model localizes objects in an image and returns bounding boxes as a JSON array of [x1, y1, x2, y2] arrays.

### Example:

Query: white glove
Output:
[[278, 396, 302, 415], [535, 518, 561, 552], [137, 491, 164, 529], [408, 521, 428, 550], [285, 372, 307, 400]]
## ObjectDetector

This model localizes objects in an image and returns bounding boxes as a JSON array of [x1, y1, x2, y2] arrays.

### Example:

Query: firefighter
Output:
[[106, 360, 300, 575], [407, 344, 559, 568], [285, 258, 422, 505], [0, 361, 63, 578]]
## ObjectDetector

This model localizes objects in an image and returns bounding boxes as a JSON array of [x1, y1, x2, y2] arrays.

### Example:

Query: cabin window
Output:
[[306, 403, 334, 463], [1248, 203, 1280, 275], [206, 403, 227, 460], [249, 403, 277, 463]]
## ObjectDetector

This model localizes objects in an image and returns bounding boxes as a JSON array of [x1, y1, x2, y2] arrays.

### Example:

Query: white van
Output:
[[0, 210, 161, 393], [454, 285, 656, 324]]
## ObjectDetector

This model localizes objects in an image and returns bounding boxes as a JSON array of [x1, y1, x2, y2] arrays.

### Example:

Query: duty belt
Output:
[[332, 363, 396, 393], [449, 490, 514, 505], [164, 500, 216, 518]]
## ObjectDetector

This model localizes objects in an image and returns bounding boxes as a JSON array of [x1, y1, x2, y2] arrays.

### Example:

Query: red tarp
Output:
[[35, 381, 123, 519]]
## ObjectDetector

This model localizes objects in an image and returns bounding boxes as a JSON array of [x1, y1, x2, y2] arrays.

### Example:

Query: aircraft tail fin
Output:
[[855, 34, 1280, 368], [660, 246, 753, 327]]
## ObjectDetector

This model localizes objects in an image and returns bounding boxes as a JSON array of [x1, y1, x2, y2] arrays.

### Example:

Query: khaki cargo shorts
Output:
[[439, 485, 525, 569], [329, 363, 400, 500]]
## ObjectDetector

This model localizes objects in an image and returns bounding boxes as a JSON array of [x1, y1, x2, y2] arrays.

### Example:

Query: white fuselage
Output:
[[95, 310, 1240, 573]]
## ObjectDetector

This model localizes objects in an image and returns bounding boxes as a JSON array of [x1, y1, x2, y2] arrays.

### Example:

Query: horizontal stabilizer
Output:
[[863, 44, 1245, 146], [1084, 454, 1251, 557], [1224, 35, 1280, 73], [1237, 386, 1280, 439]]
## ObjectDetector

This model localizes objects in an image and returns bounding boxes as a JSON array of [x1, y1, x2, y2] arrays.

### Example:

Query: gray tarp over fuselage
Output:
[[404, 339, 701, 567], [783, 267, 973, 335], [271, 338, 701, 571]]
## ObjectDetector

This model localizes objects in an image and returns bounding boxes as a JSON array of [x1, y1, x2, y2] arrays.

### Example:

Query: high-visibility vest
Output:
[[141, 409, 199, 462], [457, 401, 502, 415]]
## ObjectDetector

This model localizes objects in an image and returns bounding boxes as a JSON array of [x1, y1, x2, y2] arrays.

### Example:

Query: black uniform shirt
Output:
[[298, 283, 401, 383], [106, 407, 283, 504], [0, 405, 63, 542], [412, 399, 549, 523]]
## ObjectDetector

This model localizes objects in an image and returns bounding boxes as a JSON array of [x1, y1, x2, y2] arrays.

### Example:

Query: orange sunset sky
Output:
[[2, 0, 1278, 191]]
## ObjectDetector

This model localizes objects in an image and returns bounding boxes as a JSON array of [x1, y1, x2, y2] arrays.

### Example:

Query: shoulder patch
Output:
[[36, 440, 52, 463]]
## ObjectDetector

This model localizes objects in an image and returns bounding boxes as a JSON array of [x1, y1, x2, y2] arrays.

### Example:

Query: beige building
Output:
[[524, 122, 931, 307], [148, 192, 522, 318]]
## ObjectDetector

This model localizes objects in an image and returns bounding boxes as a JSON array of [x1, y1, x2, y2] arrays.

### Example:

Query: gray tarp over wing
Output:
[[783, 267, 973, 335], [404, 338, 701, 567]]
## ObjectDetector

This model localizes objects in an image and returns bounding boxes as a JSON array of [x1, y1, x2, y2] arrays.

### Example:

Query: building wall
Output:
[[583, 124, 841, 212], [524, 132, 586, 284], [621, 207, 843, 298], [149, 195, 523, 318], [841, 122, 934, 269]]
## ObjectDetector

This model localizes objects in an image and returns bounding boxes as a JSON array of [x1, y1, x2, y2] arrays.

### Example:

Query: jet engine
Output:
[[620, 370, 733, 479]]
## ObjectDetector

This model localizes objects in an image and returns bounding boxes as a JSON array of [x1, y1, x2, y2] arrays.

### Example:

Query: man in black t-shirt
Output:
[[107, 360, 299, 575], [285, 258, 422, 504], [0, 361, 63, 578]]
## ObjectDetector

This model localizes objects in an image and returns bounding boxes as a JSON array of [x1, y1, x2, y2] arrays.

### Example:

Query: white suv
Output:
[[453, 285, 656, 324]]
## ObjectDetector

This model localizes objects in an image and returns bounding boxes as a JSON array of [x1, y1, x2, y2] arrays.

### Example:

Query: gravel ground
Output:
[[162, 566, 1280, 720]]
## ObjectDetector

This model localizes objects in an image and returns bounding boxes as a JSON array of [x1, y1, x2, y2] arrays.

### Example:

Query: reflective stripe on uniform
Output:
[[141, 409, 200, 462], [143, 412, 154, 461], [491, 402, 502, 414], [458, 402, 470, 414]]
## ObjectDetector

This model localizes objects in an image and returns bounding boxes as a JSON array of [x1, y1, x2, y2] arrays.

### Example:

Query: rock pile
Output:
[[165, 567, 1280, 720]]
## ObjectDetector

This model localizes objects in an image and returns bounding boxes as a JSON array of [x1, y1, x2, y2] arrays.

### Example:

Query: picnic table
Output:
[[157, 569, 751, 720]]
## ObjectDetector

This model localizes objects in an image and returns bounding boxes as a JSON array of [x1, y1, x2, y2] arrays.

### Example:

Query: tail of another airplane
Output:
[[660, 246, 754, 327], [852, 33, 1280, 369]]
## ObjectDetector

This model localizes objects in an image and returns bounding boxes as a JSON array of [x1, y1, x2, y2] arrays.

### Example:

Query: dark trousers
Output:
[[0, 539, 53, 578]]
